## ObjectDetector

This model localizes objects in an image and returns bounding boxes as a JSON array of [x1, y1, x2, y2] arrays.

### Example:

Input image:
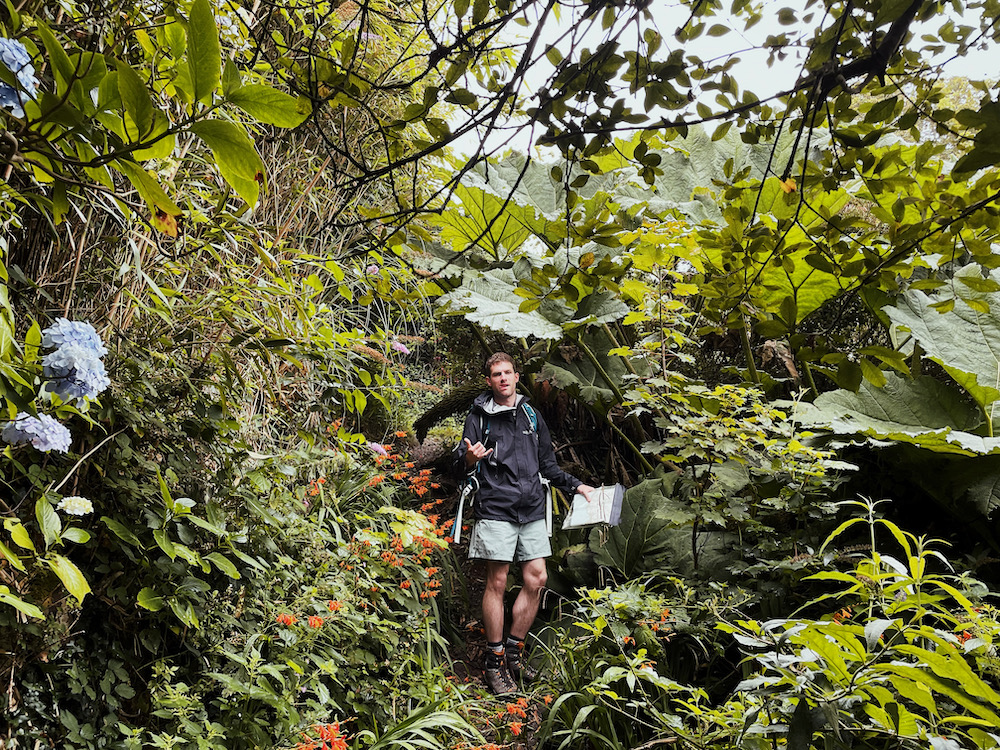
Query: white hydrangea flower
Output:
[[58, 496, 94, 515]]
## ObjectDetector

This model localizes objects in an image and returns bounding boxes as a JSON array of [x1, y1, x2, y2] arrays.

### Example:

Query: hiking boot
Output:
[[506, 647, 538, 683], [484, 664, 517, 695]]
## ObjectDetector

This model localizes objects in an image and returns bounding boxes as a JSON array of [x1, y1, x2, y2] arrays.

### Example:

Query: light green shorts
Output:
[[468, 519, 551, 562]]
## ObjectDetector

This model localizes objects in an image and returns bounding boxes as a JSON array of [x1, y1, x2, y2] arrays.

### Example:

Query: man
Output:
[[457, 352, 595, 694]]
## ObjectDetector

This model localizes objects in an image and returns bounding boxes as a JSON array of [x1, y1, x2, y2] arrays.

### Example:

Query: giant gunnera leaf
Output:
[[438, 274, 566, 339], [886, 282, 1000, 412], [800, 372, 1000, 456]]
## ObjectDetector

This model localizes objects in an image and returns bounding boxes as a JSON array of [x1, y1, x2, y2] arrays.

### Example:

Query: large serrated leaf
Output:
[[540, 328, 645, 408], [438, 274, 564, 339], [886, 282, 1000, 411], [800, 373, 989, 455]]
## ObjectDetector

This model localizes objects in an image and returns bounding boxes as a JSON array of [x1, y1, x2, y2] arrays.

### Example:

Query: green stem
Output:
[[738, 317, 760, 385], [577, 335, 651, 444], [605, 416, 655, 473], [576, 336, 628, 405], [803, 360, 820, 399], [602, 323, 638, 377]]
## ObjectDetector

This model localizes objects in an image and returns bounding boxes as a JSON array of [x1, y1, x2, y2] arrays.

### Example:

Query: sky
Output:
[[449, 0, 995, 157]]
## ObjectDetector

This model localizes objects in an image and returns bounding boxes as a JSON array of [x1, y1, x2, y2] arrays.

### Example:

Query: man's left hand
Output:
[[577, 484, 596, 502]]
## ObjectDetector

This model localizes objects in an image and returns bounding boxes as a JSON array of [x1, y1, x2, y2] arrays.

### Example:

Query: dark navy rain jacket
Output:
[[455, 393, 581, 524]]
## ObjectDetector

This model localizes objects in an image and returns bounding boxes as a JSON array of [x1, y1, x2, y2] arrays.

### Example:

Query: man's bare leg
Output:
[[483, 561, 510, 643], [509, 557, 547, 640]]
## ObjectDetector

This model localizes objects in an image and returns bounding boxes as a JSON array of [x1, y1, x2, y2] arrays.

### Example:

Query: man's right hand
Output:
[[463, 437, 494, 468]]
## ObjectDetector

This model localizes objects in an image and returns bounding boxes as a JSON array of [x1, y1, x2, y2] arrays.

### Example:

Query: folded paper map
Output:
[[562, 484, 625, 529]]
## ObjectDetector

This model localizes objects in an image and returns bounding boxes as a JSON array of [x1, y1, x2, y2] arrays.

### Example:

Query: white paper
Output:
[[562, 484, 623, 528]]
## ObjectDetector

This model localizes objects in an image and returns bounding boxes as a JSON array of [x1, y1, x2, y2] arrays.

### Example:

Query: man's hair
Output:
[[484, 351, 516, 375]]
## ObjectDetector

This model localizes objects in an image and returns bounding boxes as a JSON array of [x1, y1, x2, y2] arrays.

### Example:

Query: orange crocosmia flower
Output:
[[543, 694, 553, 705], [404, 462, 415, 468], [400, 580, 411, 589], [307, 615, 324, 628], [327, 600, 343, 612], [395, 430, 408, 438], [313, 722, 349, 750], [509, 721, 523, 736], [276, 613, 297, 626], [622, 636, 635, 645]]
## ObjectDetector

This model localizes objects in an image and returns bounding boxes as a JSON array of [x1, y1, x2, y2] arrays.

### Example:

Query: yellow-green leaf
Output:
[[190, 120, 264, 206], [36, 497, 61, 549], [227, 84, 310, 127], [47, 553, 91, 604], [187, 0, 221, 103]]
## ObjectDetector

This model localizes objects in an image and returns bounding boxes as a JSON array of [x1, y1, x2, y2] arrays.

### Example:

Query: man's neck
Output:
[[491, 393, 518, 408]]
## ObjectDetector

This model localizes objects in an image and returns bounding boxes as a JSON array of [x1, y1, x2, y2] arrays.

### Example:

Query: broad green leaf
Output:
[[47, 553, 91, 604], [153, 529, 176, 559], [6, 521, 35, 552], [228, 84, 310, 127], [36, 497, 61, 549], [190, 120, 264, 206], [116, 61, 154, 140], [101, 516, 142, 547], [169, 598, 200, 628], [204, 552, 241, 579], [800, 372, 990, 455], [60, 528, 91, 545], [0, 586, 44, 619], [137, 586, 164, 611], [0, 538, 25, 571], [187, 0, 222, 103], [886, 283, 1000, 410], [133, 113, 177, 161], [112, 160, 183, 216], [36, 22, 76, 100]]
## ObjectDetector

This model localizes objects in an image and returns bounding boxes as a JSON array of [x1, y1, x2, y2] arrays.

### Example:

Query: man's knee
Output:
[[522, 560, 547, 593], [485, 562, 510, 593]]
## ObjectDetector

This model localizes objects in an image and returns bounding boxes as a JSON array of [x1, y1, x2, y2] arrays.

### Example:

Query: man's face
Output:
[[487, 361, 519, 402]]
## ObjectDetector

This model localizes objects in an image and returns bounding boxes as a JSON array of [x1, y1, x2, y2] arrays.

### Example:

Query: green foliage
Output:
[[716, 499, 1000, 749]]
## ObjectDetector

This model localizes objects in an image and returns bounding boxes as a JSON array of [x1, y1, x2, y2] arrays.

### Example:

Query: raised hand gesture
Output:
[[463, 437, 493, 468]]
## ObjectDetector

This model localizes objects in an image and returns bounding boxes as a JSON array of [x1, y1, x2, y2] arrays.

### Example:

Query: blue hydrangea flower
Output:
[[0, 38, 40, 118], [2, 413, 72, 453], [41, 318, 108, 358], [42, 344, 111, 403]]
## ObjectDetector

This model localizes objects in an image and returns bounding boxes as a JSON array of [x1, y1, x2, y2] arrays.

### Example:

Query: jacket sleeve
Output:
[[453, 410, 481, 480], [535, 410, 582, 496]]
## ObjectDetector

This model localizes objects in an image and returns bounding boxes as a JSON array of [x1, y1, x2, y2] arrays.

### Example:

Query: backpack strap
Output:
[[450, 475, 479, 544], [521, 402, 537, 432]]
